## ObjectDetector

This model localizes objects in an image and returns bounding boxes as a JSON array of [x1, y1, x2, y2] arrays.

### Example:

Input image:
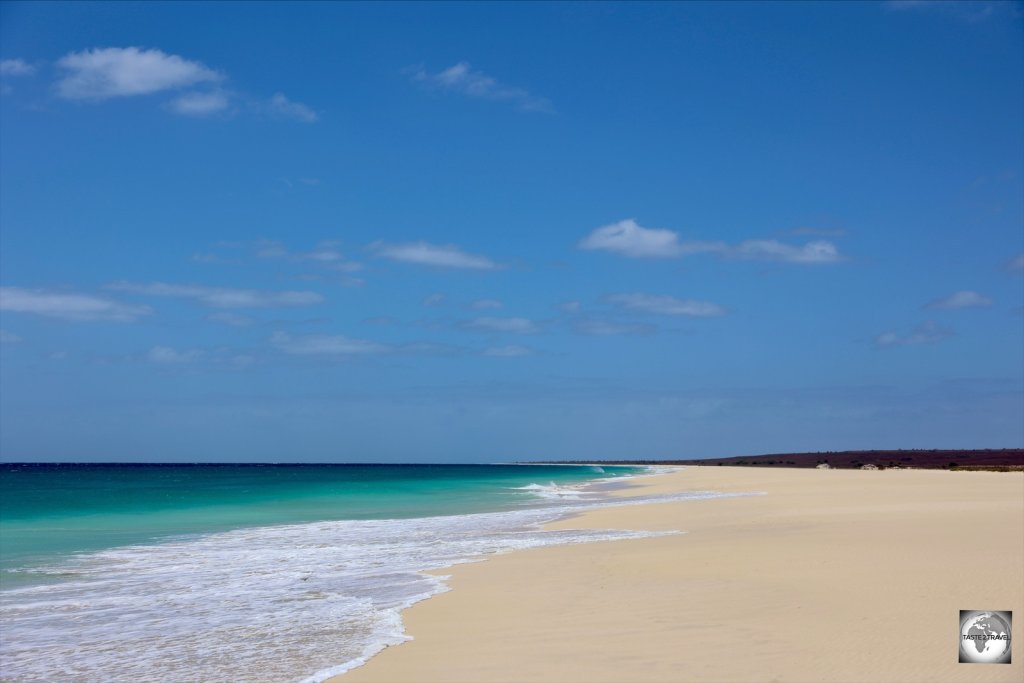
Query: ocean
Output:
[[0, 463, 726, 682]]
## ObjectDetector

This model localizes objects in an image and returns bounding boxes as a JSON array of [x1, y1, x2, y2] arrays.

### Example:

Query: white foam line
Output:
[[0, 469, 761, 683], [300, 487, 762, 682]]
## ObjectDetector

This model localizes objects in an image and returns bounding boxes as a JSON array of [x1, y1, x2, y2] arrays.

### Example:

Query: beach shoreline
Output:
[[332, 466, 1023, 683]]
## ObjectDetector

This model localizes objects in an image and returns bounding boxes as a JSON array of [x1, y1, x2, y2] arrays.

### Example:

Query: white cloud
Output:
[[0, 286, 151, 321], [464, 317, 539, 334], [571, 318, 655, 336], [409, 61, 552, 113], [469, 299, 502, 310], [171, 90, 229, 116], [267, 92, 318, 123], [729, 239, 842, 264], [1007, 253, 1024, 272], [107, 282, 323, 308], [56, 47, 221, 100], [372, 241, 500, 270], [875, 321, 952, 347], [578, 219, 691, 258], [925, 290, 993, 310], [1, 59, 36, 77], [0, 329, 22, 343], [579, 219, 844, 263], [271, 331, 387, 355], [482, 345, 533, 357], [423, 293, 446, 307], [607, 293, 727, 317], [148, 346, 203, 364]]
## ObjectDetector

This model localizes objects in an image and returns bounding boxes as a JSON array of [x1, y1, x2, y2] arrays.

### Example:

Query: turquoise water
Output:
[[0, 463, 638, 583], [0, 463, 730, 683]]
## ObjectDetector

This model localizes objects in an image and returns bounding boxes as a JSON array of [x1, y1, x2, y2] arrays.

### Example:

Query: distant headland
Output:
[[536, 448, 1024, 471]]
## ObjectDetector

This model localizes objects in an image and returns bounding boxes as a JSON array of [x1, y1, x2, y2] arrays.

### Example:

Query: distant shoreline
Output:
[[533, 447, 1024, 470], [3, 449, 1022, 470]]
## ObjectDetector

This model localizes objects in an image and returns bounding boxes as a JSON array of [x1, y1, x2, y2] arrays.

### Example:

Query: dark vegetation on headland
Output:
[[538, 449, 1024, 471]]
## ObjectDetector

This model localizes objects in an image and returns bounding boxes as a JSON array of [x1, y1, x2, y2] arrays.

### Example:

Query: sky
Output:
[[0, 1, 1022, 462]]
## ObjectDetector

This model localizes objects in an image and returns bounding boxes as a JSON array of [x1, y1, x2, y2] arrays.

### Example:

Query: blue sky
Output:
[[1, 1, 1022, 462]]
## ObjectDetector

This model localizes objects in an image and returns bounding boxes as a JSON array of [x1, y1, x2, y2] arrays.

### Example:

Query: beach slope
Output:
[[335, 467, 1023, 683]]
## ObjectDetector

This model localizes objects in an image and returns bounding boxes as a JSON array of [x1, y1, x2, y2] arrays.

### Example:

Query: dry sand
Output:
[[333, 466, 1023, 683]]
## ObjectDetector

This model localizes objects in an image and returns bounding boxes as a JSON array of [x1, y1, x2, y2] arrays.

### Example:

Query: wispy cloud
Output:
[[482, 345, 534, 357], [469, 299, 502, 310], [254, 239, 361, 271], [1, 59, 36, 77], [170, 90, 230, 116], [924, 290, 993, 310], [886, 1, 944, 10], [371, 241, 500, 270], [408, 61, 553, 113], [0, 286, 152, 321], [107, 282, 323, 309], [271, 331, 387, 355], [875, 320, 952, 347], [255, 240, 288, 258], [148, 346, 204, 364], [729, 239, 842, 264], [141, 345, 257, 368], [56, 47, 221, 100], [191, 252, 238, 265], [422, 293, 446, 307], [558, 301, 582, 313], [1007, 253, 1024, 272], [299, 243, 344, 262], [571, 318, 656, 336], [1, 58, 36, 95], [607, 293, 727, 317], [266, 92, 318, 123], [463, 316, 540, 334], [884, 0, 1014, 22], [578, 218, 844, 263], [206, 312, 255, 327], [788, 227, 847, 237], [0, 329, 23, 343]]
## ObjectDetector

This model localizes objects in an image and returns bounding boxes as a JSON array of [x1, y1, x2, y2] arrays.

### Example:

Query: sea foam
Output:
[[0, 476, 751, 683]]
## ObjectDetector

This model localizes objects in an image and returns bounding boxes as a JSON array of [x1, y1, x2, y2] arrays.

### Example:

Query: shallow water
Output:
[[0, 464, 743, 682]]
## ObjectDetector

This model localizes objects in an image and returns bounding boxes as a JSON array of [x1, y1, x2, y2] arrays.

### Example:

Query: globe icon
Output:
[[960, 611, 1011, 663]]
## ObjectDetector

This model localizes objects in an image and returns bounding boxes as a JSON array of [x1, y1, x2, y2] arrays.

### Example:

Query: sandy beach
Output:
[[334, 466, 1023, 683]]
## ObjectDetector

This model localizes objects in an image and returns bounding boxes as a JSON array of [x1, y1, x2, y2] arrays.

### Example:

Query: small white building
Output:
[[816, 463, 832, 469], [861, 463, 879, 470]]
